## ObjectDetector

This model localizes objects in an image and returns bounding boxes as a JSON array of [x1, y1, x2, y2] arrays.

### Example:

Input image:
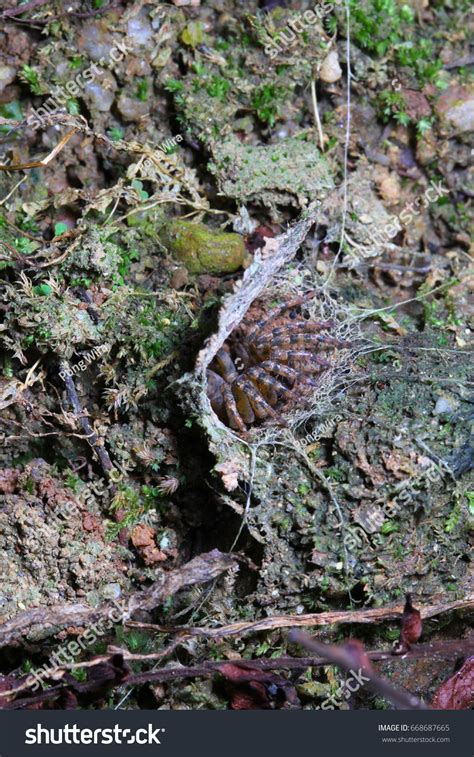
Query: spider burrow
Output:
[[206, 293, 348, 434]]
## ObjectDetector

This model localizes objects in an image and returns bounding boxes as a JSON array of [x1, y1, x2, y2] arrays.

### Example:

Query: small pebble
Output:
[[0, 65, 16, 94], [320, 51, 342, 83], [434, 397, 453, 415]]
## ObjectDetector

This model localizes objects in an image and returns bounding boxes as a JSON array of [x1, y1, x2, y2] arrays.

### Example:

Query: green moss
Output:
[[251, 83, 286, 126], [136, 79, 149, 102], [350, 0, 414, 56], [32, 283, 53, 297], [205, 76, 231, 101], [378, 90, 410, 126], [208, 135, 334, 208], [19, 65, 44, 95], [106, 483, 165, 539], [161, 220, 245, 274], [350, 0, 444, 86], [444, 501, 461, 533], [3, 287, 99, 358]]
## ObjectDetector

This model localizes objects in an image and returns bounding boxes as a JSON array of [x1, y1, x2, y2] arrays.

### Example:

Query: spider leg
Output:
[[251, 377, 278, 406], [261, 360, 318, 387], [251, 320, 334, 349], [206, 369, 226, 418], [211, 347, 239, 383], [247, 366, 293, 402], [235, 377, 284, 423], [271, 349, 331, 372], [232, 382, 256, 424], [264, 334, 348, 351], [222, 383, 247, 432], [260, 360, 298, 385], [245, 293, 314, 342]]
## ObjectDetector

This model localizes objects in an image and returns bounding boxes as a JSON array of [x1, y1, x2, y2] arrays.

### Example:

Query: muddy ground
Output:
[[0, 0, 472, 710]]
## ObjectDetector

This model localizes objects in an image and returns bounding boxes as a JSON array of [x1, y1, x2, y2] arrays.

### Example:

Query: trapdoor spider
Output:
[[207, 294, 347, 433]]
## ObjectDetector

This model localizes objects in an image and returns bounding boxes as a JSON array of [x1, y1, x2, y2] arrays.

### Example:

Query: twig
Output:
[[1, 216, 43, 242], [124, 595, 473, 640], [1, 0, 50, 18], [340, 0, 352, 249], [61, 364, 113, 476], [415, 437, 456, 480], [65, 3, 121, 18], [4, 639, 472, 709], [0, 128, 77, 171], [0, 239, 25, 261], [0, 175, 24, 205], [289, 631, 427, 709], [348, 279, 464, 324], [340, 261, 432, 274], [324, 0, 352, 285], [444, 55, 474, 69], [310, 79, 324, 152], [117, 639, 474, 666], [0, 550, 236, 650], [2, 1, 121, 23]]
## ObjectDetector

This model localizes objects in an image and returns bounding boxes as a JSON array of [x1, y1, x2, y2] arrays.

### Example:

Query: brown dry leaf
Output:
[[0, 378, 25, 410], [375, 312, 407, 336], [131, 525, 167, 566], [431, 657, 474, 710], [356, 448, 387, 486], [393, 595, 423, 655], [401, 595, 422, 647], [215, 461, 242, 491], [337, 422, 386, 486], [381, 450, 415, 478], [424, 268, 446, 290], [218, 662, 300, 710]]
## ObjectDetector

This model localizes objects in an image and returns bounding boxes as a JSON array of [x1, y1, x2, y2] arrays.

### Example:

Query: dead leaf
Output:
[[218, 662, 300, 710], [374, 168, 402, 206], [431, 657, 474, 710], [375, 312, 407, 336], [381, 450, 415, 478], [131, 525, 167, 566], [215, 461, 241, 491]]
